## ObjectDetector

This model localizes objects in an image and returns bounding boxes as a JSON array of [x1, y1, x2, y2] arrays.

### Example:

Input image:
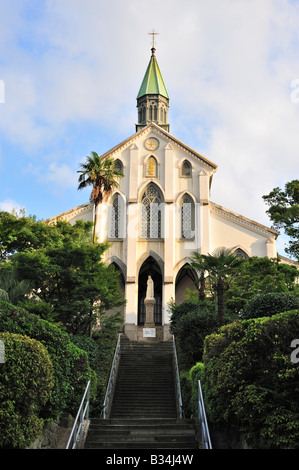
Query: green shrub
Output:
[[0, 332, 54, 448], [91, 315, 120, 416], [203, 310, 299, 448], [170, 301, 218, 370], [240, 293, 299, 320], [179, 371, 192, 418], [0, 301, 96, 419], [189, 362, 205, 418], [71, 335, 100, 371]]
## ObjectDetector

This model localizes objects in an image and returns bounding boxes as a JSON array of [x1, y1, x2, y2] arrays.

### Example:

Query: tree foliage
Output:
[[202, 310, 299, 448], [0, 212, 125, 335], [240, 293, 299, 320], [190, 247, 243, 325], [263, 180, 299, 260], [77, 153, 124, 243], [0, 301, 97, 419], [226, 256, 299, 315]]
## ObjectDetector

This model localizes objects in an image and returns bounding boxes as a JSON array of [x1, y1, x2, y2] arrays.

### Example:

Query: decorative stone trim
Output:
[[210, 202, 278, 238], [45, 202, 92, 224]]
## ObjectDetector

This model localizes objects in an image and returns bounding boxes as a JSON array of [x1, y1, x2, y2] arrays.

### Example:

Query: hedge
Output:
[[170, 301, 218, 370], [240, 293, 299, 320], [0, 301, 97, 419], [0, 332, 54, 448], [202, 310, 299, 448]]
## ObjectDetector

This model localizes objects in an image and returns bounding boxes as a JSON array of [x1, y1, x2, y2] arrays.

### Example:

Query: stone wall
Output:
[[28, 414, 74, 449]]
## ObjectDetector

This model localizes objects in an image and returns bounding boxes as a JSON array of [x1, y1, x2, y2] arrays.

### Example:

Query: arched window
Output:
[[114, 159, 123, 174], [141, 184, 163, 239], [234, 248, 249, 259], [181, 160, 192, 177], [146, 156, 157, 177], [181, 194, 195, 239], [109, 194, 122, 239]]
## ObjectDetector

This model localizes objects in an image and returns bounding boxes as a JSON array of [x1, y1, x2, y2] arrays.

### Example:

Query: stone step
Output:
[[84, 441, 198, 449], [84, 418, 199, 449], [83, 337, 200, 449], [89, 418, 192, 426]]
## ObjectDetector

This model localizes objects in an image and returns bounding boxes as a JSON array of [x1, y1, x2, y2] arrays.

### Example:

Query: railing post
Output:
[[66, 380, 91, 449], [101, 333, 121, 419], [198, 379, 212, 449], [172, 335, 184, 419]]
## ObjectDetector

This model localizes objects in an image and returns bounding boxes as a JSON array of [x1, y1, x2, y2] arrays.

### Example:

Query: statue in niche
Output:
[[145, 275, 154, 300]]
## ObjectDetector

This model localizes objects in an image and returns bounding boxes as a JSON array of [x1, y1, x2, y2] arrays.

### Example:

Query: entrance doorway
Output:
[[175, 264, 198, 304], [138, 256, 162, 325]]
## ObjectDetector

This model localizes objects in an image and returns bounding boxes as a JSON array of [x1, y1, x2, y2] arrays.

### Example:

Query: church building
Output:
[[48, 44, 279, 341]]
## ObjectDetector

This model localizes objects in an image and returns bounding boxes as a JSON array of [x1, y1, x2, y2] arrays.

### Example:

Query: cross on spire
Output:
[[149, 29, 159, 50]]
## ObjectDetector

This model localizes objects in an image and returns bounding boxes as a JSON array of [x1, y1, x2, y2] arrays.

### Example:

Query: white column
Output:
[[198, 170, 210, 254], [266, 237, 277, 258], [125, 202, 139, 324], [129, 143, 139, 202], [164, 143, 174, 202]]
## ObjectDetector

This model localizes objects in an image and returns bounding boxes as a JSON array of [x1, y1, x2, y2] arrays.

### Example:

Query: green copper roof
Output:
[[137, 50, 169, 100]]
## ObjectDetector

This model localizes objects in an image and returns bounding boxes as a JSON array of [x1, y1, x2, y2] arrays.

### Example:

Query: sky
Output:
[[0, 0, 298, 258]]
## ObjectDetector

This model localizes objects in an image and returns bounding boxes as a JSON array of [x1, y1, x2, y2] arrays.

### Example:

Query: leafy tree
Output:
[[0, 215, 125, 335], [77, 152, 124, 243], [0, 211, 93, 261], [226, 256, 299, 315], [263, 180, 299, 260], [203, 310, 299, 448], [14, 239, 125, 335], [190, 247, 242, 326]]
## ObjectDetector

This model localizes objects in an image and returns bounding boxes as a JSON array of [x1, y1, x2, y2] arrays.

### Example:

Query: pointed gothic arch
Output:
[[175, 262, 198, 304], [105, 258, 126, 321], [179, 193, 195, 239], [140, 183, 164, 239], [137, 255, 163, 325], [108, 192, 126, 239], [231, 246, 250, 259]]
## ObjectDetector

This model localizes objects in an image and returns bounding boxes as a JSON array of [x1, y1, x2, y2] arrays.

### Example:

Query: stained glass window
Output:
[[181, 194, 194, 239], [114, 159, 123, 173], [141, 184, 162, 238], [234, 248, 249, 259], [146, 156, 157, 177], [110, 194, 121, 238], [181, 160, 192, 177]]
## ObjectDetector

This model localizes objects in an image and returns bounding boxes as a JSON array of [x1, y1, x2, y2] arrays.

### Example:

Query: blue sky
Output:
[[0, 0, 298, 257]]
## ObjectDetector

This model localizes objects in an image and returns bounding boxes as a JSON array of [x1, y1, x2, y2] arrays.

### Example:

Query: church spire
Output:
[[136, 34, 170, 133]]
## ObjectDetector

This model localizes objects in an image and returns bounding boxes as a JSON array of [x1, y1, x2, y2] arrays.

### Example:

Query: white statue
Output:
[[146, 275, 154, 299]]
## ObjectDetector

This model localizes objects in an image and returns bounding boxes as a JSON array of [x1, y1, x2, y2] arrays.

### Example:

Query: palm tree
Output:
[[191, 247, 242, 326], [0, 268, 33, 305], [188, 253, 207, 301], [77, 152, 124, 243]]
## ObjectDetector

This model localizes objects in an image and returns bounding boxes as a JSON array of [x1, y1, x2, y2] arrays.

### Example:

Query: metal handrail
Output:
[[101, 333, 121, 419], [198, 379, 212, 449], [172, 336, 184, 419], [66, 380, 90, 449]]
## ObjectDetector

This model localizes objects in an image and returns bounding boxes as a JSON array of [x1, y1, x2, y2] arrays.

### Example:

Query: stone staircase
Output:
[[84, 336, 201, 449]]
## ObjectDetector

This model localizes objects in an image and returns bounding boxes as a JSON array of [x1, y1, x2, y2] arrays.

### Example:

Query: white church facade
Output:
[[47, 46, 278, 340]]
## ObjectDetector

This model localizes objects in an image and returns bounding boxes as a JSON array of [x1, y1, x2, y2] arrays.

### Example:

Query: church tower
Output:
[[136, 46, 170, 132]]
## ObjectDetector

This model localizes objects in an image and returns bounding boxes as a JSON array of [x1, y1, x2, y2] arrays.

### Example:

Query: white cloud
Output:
[[0, 199, 25, 214], [44, 162, 77, 188]]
